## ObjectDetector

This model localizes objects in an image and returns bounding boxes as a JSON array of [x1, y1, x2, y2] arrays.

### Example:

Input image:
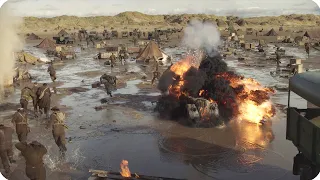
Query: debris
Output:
[[94, 105, 107, 111], [79, 126, 86, 129], [111, 128, 121, 132], [100, 98, 108, 104], [92, 81, 101, 88]]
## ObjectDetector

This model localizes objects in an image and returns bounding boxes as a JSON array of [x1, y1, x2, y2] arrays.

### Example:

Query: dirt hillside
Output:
[[19, 11, 320, 34]]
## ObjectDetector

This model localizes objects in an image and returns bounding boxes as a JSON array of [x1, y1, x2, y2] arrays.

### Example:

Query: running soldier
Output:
[[32, 82, 40, 114], [20, 86, 36, 110], [100, 74, 116, 97], [305, 42, 310, 58], [151, 60, 160, 85], [37, 83, 51, 119], [275, 47, 282, 68], [15, 141, 47, 180], [46, 107, 67, 157], [0, 129, 10, 176], [109, 53, 116, 68], [11, 108, 30, 142], [47, 62, 56, 82], [0, 124, 15, 163]]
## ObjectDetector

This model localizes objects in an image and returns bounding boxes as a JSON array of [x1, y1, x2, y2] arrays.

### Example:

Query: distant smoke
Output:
[[0, 3, 24, 98], [182, 19, 221, 57]]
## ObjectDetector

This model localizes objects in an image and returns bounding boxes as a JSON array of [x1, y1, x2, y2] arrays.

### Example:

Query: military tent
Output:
[[58, 29, 69, 37], [35, 38, 57, 50], [303, 30, 320, 40], [216, 19, 227, 27], [264, 28, 278, 36], [136, 41, 163, 62], [26, 33, 41, 40], [17, 52, 39, 64], [235, 19, 247, 26]]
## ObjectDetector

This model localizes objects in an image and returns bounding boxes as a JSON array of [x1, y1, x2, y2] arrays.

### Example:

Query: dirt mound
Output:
[[20, 12, 320, 32]]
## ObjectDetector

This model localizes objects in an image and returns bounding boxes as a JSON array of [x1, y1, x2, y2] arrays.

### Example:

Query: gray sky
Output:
[[5, 0, 320, 17]]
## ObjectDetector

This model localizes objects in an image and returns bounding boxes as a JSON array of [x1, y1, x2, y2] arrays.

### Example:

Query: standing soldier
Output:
[[0, 124, 15, 163], [47, 62, 56, 82], [0, 129, 10, 176], [32, 82, 40, 114], [37, 83, 51, 119], [11, 108, 30, 142], [109, 53, 116, 68], [15, 141, 47, 180], [305, 42, 310, 58], [20, 85, 36, 111], [46, 107, 67, 157], [151, 60, 160, 85]]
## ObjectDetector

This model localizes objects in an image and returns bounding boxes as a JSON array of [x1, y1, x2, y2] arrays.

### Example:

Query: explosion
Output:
[[156, 53, 275, 127]]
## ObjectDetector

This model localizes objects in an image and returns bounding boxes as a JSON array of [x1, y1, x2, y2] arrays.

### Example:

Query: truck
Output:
[[286, 71, 320, 180], [53, 36, 74, 44]]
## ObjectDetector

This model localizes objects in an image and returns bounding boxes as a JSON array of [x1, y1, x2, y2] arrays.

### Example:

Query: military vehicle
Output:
[[53, 36, 74, 44], [286, 71, 320, 180]]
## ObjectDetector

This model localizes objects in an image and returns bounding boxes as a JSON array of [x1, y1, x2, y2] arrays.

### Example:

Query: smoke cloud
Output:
[[0, 3, 24, 98], [181, 19, 221, 57]]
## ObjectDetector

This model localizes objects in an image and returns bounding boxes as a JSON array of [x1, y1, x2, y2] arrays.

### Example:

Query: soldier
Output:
[[46, 107, 67, 157], [20, 86, 36, 110], [0, 124, 15, 163], [15, 141, 47, 180], [47, 62, 56, 82], [0, 129, 10, 175], [37, 83, 51, 119], [109, 53, 116, 68], [11, 108, 30, 142], [275, 47, 281, 68], [305, 42, 310, 58], [100, 74, 116, 97], [32, 82, 40, 114], [151, 60, 160, 85]]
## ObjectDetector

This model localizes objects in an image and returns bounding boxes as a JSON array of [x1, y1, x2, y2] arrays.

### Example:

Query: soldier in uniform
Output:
[[12, 108, 30, 142], [20, 86, 36, 111], [305, 42, 310, 58], [275, 47, 281, 68], [15, 141, 47, 180], [0, 124, 15, 163], [32, 82, 40, 114], [109, 53, 116, 68], [47, 62, 56, 82], [100, 74, 116, 97], [37, 83, 51, 119], [46, 107, 67, 157], [151, 60, 160, 85], [0, 129, 10, 175]]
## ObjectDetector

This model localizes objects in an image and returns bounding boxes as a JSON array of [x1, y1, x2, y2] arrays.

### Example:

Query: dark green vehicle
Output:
[[287, 71, 320, 180]]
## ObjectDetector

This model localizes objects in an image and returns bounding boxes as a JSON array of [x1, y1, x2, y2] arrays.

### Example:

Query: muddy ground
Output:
[[1, 36, 319, 180]]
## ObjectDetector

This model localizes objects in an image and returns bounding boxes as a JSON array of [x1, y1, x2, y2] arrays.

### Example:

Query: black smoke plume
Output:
[[155, 52, 238, 126]]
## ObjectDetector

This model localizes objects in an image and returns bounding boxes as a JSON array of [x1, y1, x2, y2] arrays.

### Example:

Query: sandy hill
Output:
[[20, 11, 320, 33]]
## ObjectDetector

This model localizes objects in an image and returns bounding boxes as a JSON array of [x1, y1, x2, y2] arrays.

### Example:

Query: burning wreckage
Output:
[[155, 52, 276, 127]]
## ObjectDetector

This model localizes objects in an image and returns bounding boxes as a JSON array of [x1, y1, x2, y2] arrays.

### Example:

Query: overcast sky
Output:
[[5, 0, 320, 17]]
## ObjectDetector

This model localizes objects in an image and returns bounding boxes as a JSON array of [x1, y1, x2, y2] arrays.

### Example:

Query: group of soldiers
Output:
[[0, 62, 68, 180], [274, 42, 310, 75]]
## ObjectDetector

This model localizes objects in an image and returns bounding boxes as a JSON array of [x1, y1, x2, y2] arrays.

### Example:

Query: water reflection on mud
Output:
[[156, 119, 289, 179]]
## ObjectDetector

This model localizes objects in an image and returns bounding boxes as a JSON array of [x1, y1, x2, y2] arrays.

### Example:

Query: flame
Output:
[[167, 56, 275, 125], [216, 72, 275, 124], [120, 160, 131, 177], [168, 55, 197, 97]]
